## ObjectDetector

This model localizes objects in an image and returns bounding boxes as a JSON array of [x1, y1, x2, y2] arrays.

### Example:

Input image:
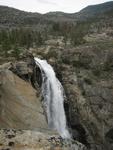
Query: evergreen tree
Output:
[[13, 44, 20, 59]]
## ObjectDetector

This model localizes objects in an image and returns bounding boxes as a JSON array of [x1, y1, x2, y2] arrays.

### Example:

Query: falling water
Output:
[[34, 57, 71, 139]]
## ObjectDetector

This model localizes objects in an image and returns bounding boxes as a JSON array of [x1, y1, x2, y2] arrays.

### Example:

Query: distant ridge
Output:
[[79, 1, 113, 17], [0, 1, 113, 27]]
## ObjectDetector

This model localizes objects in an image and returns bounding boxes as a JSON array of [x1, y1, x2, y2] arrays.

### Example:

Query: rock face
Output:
[[1, 41, 113, 150], [34, 43, 113, 149], [53, 45, 113, 150], [0, 129, 86, 150], [0, 67, 47, 130], [0, 62, 87, 150]]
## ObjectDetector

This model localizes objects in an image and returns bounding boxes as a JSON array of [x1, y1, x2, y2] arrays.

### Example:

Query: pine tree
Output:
[[13, 44, 20, 59]]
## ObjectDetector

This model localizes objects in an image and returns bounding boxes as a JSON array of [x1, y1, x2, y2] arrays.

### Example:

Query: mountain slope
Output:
[[74, 1, 113, 20], [0, 6, 42, 27], [44, 1, 113, 21], [0, 1, 113, 27], [80, 1, 113, 15]]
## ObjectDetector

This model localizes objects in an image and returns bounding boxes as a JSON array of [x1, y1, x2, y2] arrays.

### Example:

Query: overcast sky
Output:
[[0, 0, 112, 13]]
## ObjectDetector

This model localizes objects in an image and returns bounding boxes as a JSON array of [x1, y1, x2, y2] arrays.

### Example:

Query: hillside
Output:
[[44, 1, 113, 21], [0, 1, 113, 28], [77, 1, 113, 20], [0, 1, 113, 60], [0, 6, 43, 28]]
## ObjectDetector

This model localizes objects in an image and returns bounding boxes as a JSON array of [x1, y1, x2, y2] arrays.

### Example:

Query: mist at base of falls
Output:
[[34, 57, 71, 139]]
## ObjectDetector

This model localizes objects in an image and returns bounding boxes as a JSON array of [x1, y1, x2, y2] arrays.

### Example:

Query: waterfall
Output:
[[34, 57, 71, 139]]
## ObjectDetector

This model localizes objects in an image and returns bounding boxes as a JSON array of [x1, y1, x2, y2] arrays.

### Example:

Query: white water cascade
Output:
[[34, 58, 71, 139]]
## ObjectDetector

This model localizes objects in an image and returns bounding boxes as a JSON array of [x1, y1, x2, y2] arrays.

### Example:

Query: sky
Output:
[[0, 0, 112, 14]]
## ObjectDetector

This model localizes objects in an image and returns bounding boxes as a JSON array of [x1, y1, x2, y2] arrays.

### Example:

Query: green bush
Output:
[[70, 22, 90, 46], [46, 48, 58, 59], [84, 77, 92, 85], [13, 45, 21, 59], [92, 67, 101, 76]]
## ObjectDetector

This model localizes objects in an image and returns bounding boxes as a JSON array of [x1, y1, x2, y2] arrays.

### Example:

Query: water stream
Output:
[[34, 57, 70, 139]]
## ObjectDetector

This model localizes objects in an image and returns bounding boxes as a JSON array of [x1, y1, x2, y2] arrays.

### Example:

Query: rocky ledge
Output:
[[0, 129, 86, 150]]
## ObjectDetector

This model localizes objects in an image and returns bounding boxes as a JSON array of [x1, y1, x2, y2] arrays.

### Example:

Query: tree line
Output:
[[51, 21, 90, 46], [0, 28, 46, 57], [0, 21, 91, 58]]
